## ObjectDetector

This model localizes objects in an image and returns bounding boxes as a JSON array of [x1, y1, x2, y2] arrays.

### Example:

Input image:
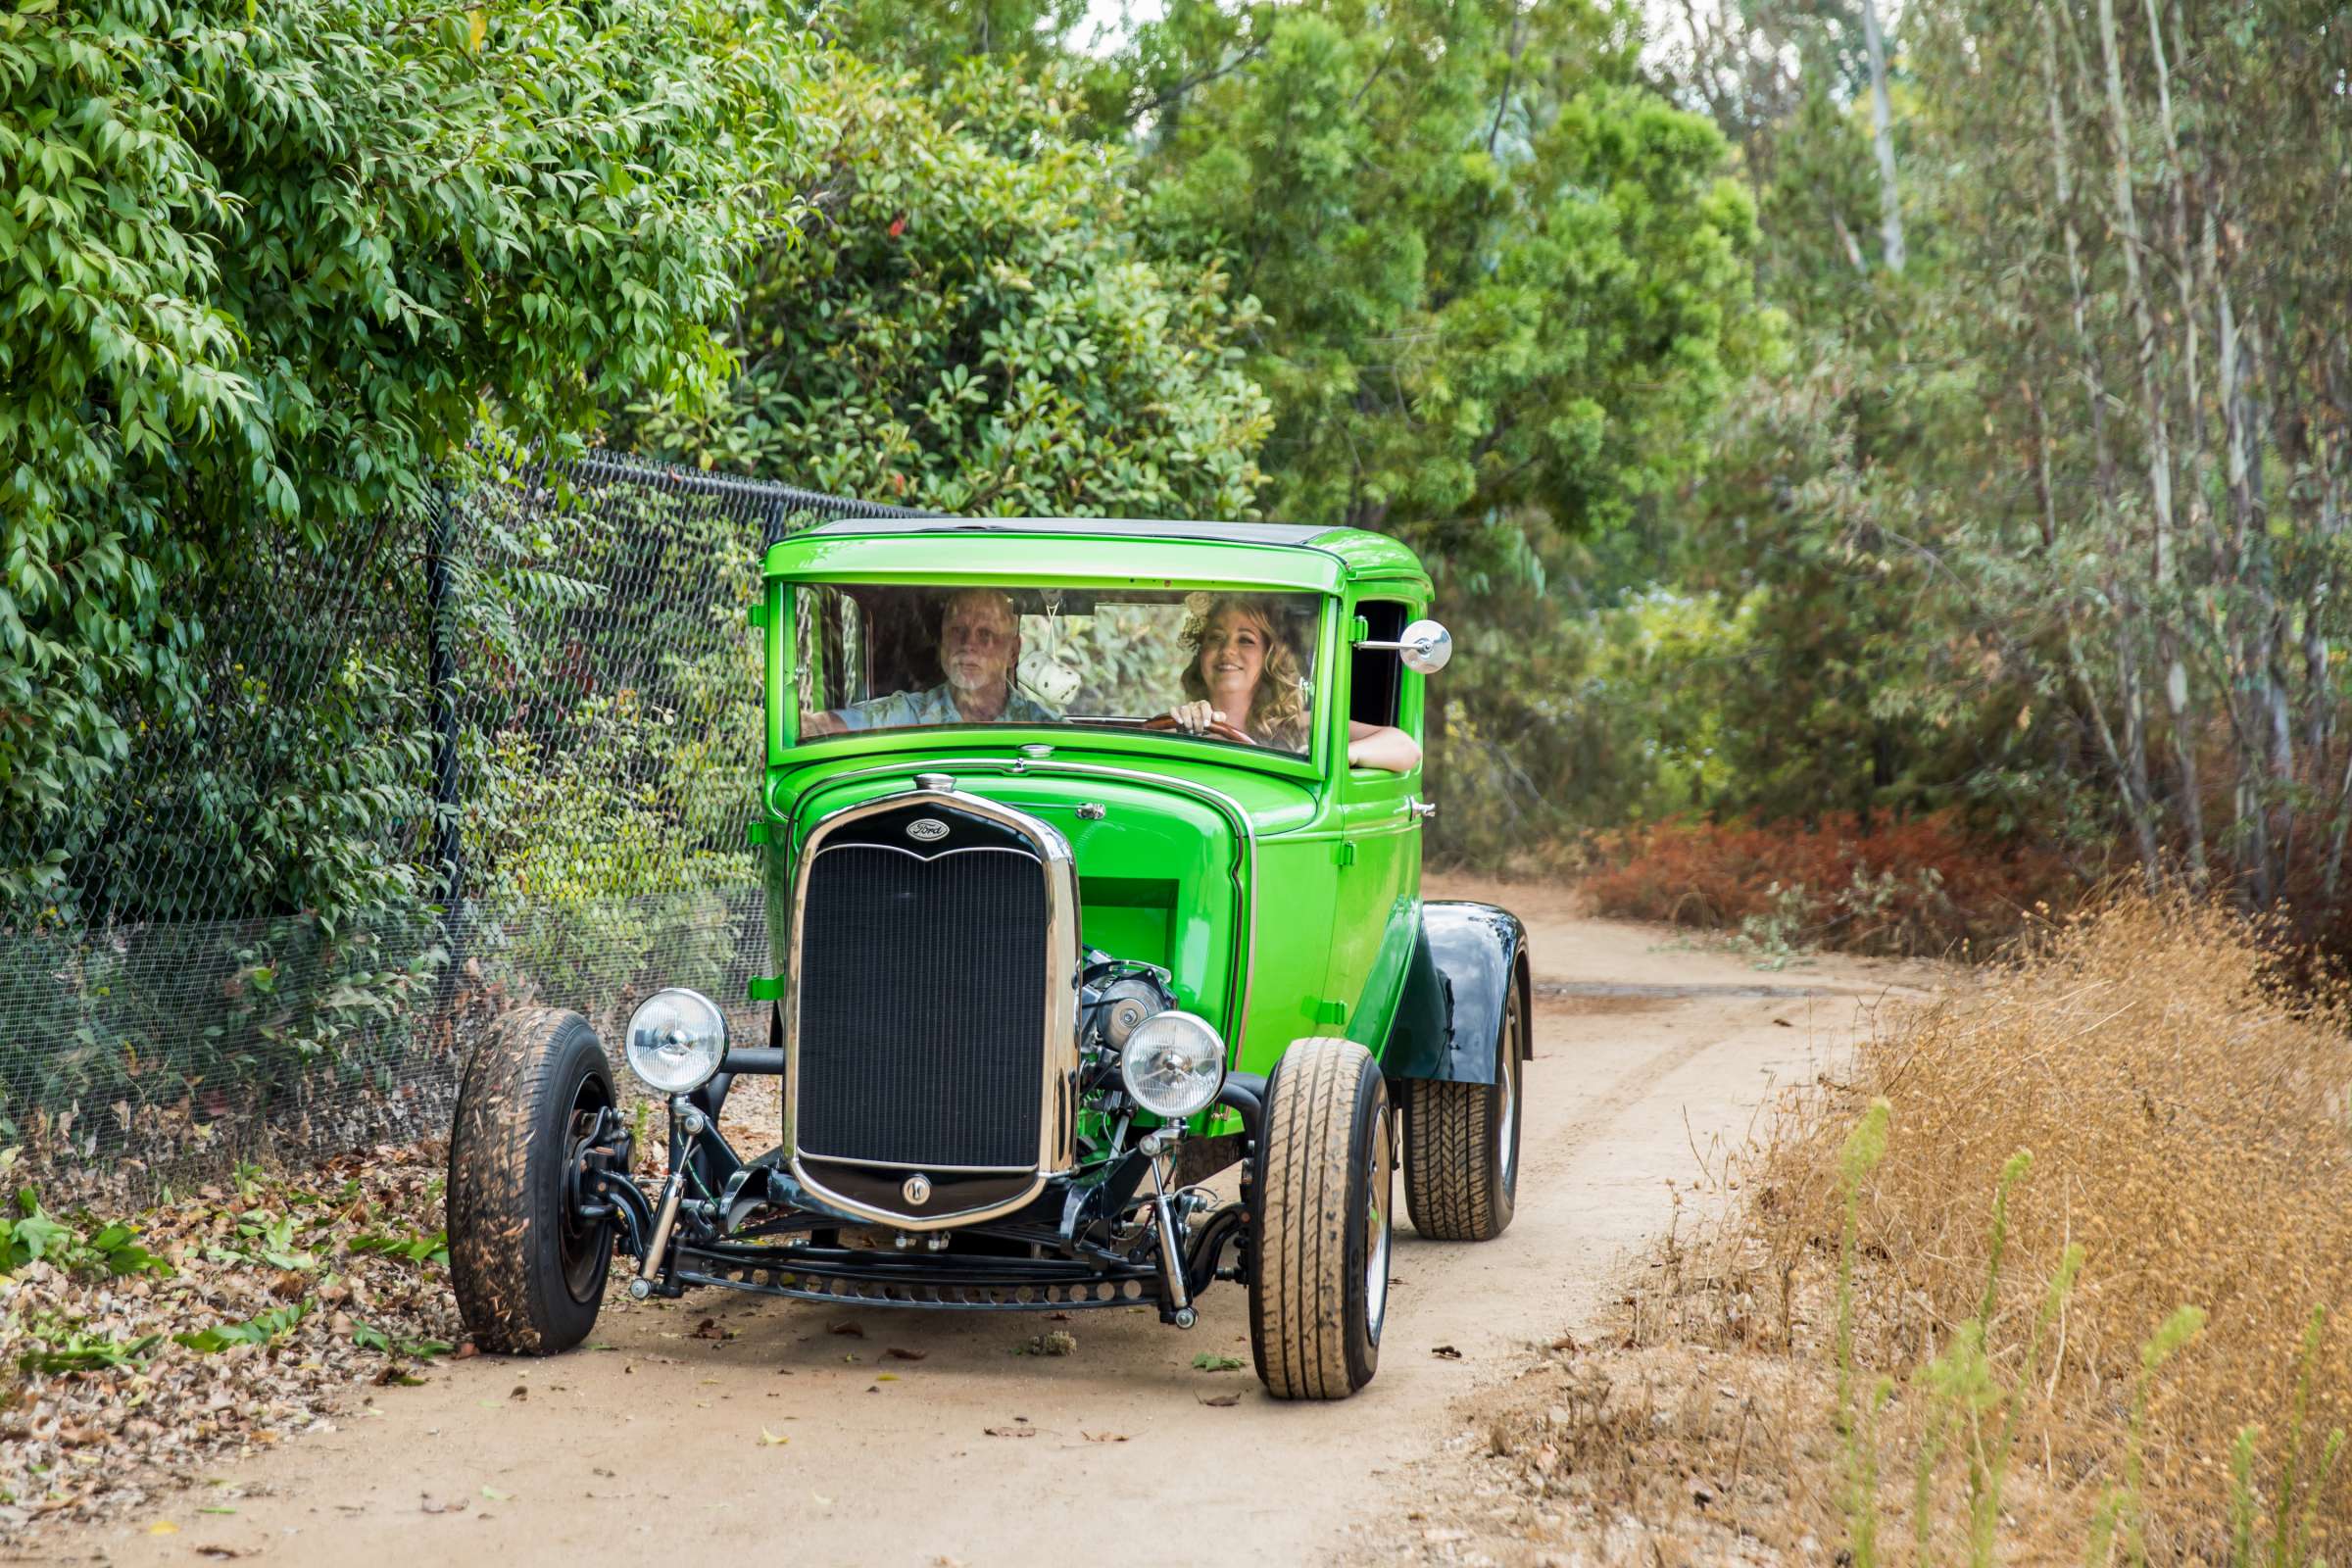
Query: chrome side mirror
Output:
[[1356, 618, 1452, 675]]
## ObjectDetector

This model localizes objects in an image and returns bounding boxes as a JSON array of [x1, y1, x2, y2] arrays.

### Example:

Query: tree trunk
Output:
[[2038, 2, 2158, 883], [2032, 374, 2163, 876], [1860, 0, 1904, 273], [2095, 0, 2204, 877]]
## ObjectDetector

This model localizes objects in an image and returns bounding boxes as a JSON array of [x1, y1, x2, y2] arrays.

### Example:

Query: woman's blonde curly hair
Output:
[[1180, 595, 1309, 752]]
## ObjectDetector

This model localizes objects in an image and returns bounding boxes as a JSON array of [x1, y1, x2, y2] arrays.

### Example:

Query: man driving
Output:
[[803, 587, 1059, 736]]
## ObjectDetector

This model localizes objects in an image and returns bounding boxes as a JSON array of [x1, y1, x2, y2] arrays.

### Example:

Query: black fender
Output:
[[1379, 902, 1531, 1085]]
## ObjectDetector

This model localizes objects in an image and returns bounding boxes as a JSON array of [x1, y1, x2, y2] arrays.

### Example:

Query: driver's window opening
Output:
[[1349, 601, 1407, 730], [792, 585, 1322, 757]]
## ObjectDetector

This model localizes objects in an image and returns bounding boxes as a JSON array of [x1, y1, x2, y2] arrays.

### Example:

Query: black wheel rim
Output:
[[556, 1073, 615, 1303]]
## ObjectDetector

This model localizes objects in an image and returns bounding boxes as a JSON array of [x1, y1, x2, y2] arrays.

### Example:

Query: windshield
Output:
[[792, 584, 1323, 757]]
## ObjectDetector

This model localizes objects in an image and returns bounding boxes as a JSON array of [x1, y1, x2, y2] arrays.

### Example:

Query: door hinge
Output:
[[1333, 839, 1356, 866], [746, 818, 770, 846], [1313, 1000, 1348, 1026], [747, 603, 768, 629], [748, 975, 786, 1003]]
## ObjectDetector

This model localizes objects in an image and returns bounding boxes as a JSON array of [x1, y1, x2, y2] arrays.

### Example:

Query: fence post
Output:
[[426, 484, 466, 1006]]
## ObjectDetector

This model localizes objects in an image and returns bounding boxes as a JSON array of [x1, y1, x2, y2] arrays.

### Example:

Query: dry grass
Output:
[[1429, 890, 2352, 1565]]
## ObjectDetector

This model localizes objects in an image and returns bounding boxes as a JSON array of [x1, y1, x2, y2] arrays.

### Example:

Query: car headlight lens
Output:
[[1119, 1010, 1226, 1120], [623, 988, 726, 1096]]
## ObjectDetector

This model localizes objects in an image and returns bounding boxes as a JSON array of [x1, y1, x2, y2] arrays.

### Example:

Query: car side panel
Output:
[[1230, 833, 1341, 1077]]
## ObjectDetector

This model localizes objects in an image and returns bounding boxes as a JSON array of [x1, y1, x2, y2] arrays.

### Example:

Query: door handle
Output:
[[1406, 796, 1438, 820]]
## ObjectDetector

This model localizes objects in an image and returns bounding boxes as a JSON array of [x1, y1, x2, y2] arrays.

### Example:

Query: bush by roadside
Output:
[[1406, 891, 2352, 1563], [1578, 813, 2082, 960]]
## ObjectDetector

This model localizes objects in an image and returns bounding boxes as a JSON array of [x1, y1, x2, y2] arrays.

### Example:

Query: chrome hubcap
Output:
[[1365, 1103, 1393, 1341]]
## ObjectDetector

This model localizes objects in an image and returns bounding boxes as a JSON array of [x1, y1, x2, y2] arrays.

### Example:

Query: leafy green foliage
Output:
[[1127, 0, 1773, 557], [350, 1321, 453, 1358], [348, 1230, 451, 1268], [174, 1300, 310, 1355], [202, 1209, 318, 1273], [0, 1, 817, 913], [824, 0, 1089, 76], [0, 1188, 72, 1271], [631, 56, 1271, 519], [16, 1321, 164, 1375], [0, 1188, 169, 1277]]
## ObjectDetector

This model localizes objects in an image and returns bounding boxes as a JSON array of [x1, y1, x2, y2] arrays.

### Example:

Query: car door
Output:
[[1324, 594, 1426, 1045]]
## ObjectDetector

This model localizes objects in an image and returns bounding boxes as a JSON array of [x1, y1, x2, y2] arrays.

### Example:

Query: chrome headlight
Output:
[[1119, 1010, 1226, 1120], [623, 988, 726, 1096]]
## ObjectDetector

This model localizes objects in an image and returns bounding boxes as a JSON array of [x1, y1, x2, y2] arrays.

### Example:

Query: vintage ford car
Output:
[[446, 519, 1530, 1399]]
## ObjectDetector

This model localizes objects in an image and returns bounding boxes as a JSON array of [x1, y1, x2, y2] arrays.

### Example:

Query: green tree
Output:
[[1, 0, 817, 918], [1124, 0, 1772, 561], [630, 55, 1272, 519]]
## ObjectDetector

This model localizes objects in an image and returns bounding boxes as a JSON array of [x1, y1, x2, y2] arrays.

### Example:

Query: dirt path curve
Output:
[[54, 881, 1936, 1568]]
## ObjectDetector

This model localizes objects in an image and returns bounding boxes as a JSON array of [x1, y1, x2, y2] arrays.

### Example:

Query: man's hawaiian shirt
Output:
[[830, 684, 1060, 731]]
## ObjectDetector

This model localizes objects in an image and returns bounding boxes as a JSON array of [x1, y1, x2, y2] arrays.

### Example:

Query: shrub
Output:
[[1579, 812, 2079, 957], [468, 693, 749, 1030]]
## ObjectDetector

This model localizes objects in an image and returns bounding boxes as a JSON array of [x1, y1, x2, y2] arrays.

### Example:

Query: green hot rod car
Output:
[[446, 519, 1531, 1399]]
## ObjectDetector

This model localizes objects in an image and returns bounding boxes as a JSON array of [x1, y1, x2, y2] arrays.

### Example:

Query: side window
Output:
[[1349, 600, 1407, 730]]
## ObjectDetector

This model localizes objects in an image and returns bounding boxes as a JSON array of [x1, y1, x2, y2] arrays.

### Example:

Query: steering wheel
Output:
[[1144, 712, 1257, 748]]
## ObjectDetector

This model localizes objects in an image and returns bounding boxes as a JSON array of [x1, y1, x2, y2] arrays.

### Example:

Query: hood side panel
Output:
[[776, 765, 1264, 1035]]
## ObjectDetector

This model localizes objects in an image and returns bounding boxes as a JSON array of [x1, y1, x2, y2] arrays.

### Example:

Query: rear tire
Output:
[[1401, 978, 1523, 1242], [1248, 1037, 1392, 1400], [447, 1006, 615, 1354]]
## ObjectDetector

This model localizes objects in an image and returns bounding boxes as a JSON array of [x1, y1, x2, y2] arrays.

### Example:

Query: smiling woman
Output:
[[791, 584, 1324, 755]]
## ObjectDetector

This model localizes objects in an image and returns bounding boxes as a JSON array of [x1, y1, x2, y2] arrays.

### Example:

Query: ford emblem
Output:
[[906, 818, 949, 843], [903, 1173, 933, 1205]]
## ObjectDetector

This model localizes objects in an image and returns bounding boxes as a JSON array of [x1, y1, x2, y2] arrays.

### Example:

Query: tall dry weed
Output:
[[1744, 890, 2352, 1556]]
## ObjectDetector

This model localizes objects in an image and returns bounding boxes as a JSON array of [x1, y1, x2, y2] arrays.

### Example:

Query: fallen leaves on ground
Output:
[[1190, 1351, 1244, 1372], [0, 1141, 471, 1544], [1196, 1392, 1243, 1407], [884, 1346, 927, 1361], [983, 1425, 1036, 1438], [1016, 1331, 1075, 1356], [1431, 1344, 1464, 1360], [826, 1321, 864, 1338]]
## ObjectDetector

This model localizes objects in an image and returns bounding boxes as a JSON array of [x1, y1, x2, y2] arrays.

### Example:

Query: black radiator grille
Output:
[[795, 842, 1047, 1170]]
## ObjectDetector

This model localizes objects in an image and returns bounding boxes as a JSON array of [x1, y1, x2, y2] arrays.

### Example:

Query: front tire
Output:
[[447, 1006, 616, 1354], [1248, 1037, 1393, 1400], [1400, 977, 1524, 1242]]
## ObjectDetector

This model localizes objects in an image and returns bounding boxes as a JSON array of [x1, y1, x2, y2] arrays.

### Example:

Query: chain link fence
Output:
[[5, 444, 924, 1192]]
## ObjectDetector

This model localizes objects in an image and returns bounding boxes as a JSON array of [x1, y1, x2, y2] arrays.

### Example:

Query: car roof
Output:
[[764, 516, 1429, 595]]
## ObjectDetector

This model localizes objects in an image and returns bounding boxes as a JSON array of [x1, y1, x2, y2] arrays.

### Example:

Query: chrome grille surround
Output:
[[783, 789, 1079, 1231]]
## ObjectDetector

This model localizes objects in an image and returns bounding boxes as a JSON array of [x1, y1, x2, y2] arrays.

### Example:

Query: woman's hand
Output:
[[1167, 700, 1230, 735]]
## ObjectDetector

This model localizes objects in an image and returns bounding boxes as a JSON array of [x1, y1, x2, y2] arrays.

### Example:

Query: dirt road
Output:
[[53, 882, 1933, 1567]]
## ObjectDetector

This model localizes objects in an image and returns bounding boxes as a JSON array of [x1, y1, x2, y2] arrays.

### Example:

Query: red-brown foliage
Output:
[[1579, 812, 2081, 957]]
